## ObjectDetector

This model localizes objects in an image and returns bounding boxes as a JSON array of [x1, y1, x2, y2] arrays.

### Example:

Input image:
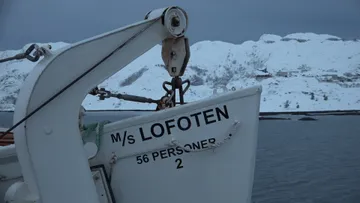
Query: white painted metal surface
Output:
[[1, 86, 262, 203], [91, 166, 115, 203], [9, 6, 189, 203], [0, 5, 262, 203], [95, 85, 262, 203]]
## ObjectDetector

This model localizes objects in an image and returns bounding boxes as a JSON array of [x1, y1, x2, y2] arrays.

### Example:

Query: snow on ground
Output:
[[0, 33, 359, 112]]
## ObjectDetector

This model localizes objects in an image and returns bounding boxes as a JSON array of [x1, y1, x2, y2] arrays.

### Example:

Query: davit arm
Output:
[[6, 6, 189, 203]]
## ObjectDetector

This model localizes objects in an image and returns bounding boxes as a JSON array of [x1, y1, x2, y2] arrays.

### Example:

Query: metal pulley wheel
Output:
[[161, 36, 190, 78]]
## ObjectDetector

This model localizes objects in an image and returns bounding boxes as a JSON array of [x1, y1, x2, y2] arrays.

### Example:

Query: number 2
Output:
[[175, 158, 183, 169]]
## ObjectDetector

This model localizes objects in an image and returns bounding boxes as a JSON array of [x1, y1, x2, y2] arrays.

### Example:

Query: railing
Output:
[[1, 110, 360, 146]]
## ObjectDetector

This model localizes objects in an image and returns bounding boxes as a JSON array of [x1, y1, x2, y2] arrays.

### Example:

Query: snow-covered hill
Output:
[[0, 33, 359, 112]]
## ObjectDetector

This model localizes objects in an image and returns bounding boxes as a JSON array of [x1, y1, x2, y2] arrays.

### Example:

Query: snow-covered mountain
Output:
[[0, 33, 359, 112]]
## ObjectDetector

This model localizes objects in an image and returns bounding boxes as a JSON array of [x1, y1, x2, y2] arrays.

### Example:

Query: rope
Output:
[[168, 120, 241, 152], [103, 119, 241, 182], [108, 119, 242, 164]]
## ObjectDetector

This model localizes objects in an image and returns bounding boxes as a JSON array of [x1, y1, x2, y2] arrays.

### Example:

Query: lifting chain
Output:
[[162, 76, 190, 106], [0, 44, 51, 64], [156, 90, 175, 110]]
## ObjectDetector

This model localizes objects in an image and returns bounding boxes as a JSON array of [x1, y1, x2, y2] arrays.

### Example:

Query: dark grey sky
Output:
[[0, 0, 359, 51]]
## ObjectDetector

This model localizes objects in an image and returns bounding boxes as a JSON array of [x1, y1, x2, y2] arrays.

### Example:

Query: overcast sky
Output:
[[0, 0, 359, 51]]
